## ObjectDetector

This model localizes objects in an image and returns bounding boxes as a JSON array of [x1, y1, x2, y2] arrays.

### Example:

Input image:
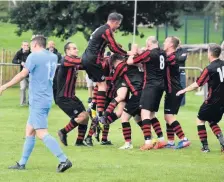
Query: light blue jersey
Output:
[[25, 49, 57, 108]]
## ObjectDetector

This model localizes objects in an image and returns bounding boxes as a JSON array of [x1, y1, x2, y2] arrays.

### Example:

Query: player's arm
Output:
[[127, 50, 151, 65], [0, 68, 29, 95], [63, 56, 82, 67], [102, 28, 127, 56], [176, 68, 209, 96]]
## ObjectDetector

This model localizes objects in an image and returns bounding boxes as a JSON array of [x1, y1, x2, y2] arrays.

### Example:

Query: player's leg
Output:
[[166, 122, 175, 148], [120, 93, 140, 149], [209, 121, 224, 151], [75, 112, 89, 146], [140, 109, 154, 150], [196, 118, 210, 152], [105, 87, 128, 117], [164, 93, 190, 149], [119, 111, 133, 149], [9, 123, 36, 170]]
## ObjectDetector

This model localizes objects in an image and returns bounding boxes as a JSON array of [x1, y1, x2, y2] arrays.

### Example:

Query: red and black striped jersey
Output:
[[83, 24, 127, 63], [165, 52, 182, 93], [54, 56, 82, 99], [196, 59, 224, 103], [110, 61, 143, 95], [133, 48, 166, 87]]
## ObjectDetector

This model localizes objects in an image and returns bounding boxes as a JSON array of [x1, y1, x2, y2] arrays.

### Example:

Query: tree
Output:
[[203, 1, 224, 31], [9, 1, 205, 40]]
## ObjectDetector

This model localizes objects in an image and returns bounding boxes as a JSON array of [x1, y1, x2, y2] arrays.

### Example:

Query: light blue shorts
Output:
[[27, 107, 50, 129]]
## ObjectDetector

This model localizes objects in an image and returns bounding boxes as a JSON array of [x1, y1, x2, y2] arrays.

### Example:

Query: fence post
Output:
[[207, 16, 210, 43], [156, 26, 159, 42], [222, 16, 224, 41], [184, 16, 188, 44], [204, 16, 207, 43], [0, 49, 4, 86], [165, 23, 168, 38]]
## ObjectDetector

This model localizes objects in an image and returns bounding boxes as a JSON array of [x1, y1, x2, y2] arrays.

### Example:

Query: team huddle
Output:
[[0, 12, 224, 173], [54, 12, 224, 153]]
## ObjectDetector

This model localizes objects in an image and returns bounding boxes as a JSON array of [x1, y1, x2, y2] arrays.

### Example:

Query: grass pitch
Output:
[[0, 88, 224, 182]]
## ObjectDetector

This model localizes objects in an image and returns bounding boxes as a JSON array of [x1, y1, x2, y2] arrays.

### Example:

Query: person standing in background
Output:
[[12, 41, 31, 106], [47, 40, 62, 63]]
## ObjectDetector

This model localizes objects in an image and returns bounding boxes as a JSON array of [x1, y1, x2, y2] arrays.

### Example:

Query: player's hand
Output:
[[176, 89, 185, 96], [21, 62, 25, 67], [0, 85, 7, 96], [127, 51, 135, 56]]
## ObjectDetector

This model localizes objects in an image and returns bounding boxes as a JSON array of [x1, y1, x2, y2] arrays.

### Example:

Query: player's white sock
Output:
[[158, 137, 165, 141], [145, 140, 151, 144]]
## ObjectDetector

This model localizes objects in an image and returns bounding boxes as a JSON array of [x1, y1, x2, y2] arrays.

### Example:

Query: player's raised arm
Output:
[[103, 28, 127, 55]]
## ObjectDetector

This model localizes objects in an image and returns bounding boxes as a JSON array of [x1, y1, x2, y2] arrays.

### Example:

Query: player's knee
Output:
[[196, 118, 204, 125], [164, 114, 174, 124], [78, 112, 89, 125], [36, 129, 48, 140]]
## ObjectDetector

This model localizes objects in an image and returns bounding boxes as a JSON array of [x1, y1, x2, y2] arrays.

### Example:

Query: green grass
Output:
[[0, 16, 223, 54], [0, 88, 224, 182]]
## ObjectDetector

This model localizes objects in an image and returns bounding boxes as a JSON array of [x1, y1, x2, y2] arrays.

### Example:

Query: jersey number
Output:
[[217, 66, 224, 82], [159, 55, 165, 70]]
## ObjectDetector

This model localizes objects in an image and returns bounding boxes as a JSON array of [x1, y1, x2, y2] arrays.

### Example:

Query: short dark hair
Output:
[[64, 42, 73, 53], [31, 35, 46, 48], [168, 36, 179, 49], [109, 53, 125, 66], [208, 43, 221, 58], [108, 12, 123, 21]]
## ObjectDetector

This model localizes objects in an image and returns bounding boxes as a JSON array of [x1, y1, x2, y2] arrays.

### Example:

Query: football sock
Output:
[[106, 99, 118, 114], [61, 119, 78, 134], [91, 86, 98, 110], [43, 134, 67, 163], [170, 120, 185, 140], [19, 136, 35, 165], [151, 117, 163, 138], [137, 120, 144, 131], [166, 123, 175, 142], [87, 122, 95, 138], [142, 119, 152, 140], [101, 124, 110, 142], [122, 122, 132, 142], [76, 124, 87, 143], [197, 125, 208, 147], [209, 122, 224, 146], [106, 112, 118, 124], [97, 91, 106, 116]]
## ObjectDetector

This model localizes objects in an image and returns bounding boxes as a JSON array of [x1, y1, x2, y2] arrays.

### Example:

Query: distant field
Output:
[[0, 16, 223, 53]]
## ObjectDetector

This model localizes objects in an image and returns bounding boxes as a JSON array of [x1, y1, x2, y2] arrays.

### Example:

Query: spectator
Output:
[[12, 41, 31, 106], [176, 40, 188, 106], [46, 40, 62, 63]]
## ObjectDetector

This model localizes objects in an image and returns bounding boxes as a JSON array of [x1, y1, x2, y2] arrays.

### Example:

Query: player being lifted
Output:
[[177, 43, 224, 152], [163, 36, 190, 149], [81, 12, 128, 122]]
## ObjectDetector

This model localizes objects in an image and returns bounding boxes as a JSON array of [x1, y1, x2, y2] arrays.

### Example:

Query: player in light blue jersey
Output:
[[0, 35, 72, 172]]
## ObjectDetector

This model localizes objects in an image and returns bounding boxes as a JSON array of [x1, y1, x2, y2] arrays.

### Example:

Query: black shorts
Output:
[[198, 102, 224, 123], [57, 96, 86, 119], [82, 53, 105, 82], [140, 85, 164, 112], [123, 92, 141, 116], [164, 92, 183, 115]]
